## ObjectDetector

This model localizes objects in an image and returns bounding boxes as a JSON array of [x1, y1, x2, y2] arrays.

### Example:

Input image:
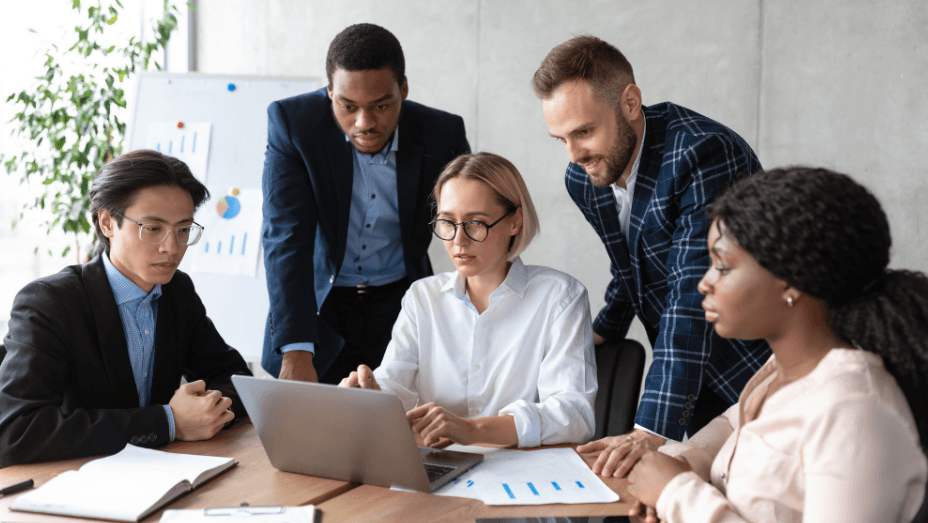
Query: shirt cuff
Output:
[[163, 405, 176, 442], [281, 342, 316, 355], [635, 423, 678, 442], [499, 402, 541, 448], [656, 471, 704, 521]]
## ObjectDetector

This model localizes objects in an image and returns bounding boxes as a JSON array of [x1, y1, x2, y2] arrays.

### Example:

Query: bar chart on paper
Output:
[[469, 447, 620, 506], [187, 187, 262, 277]]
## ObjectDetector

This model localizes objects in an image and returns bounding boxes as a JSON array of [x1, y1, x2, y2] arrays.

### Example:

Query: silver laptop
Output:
[[232, 375, 483, 492]]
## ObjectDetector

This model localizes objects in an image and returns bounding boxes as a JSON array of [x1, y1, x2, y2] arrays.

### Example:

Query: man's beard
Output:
[[585, 111, 637, 188]]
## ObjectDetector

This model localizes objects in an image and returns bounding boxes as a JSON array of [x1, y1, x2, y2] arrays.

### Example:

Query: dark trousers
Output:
[[317, 278, 409, 384], [687, 384, 731, 437]]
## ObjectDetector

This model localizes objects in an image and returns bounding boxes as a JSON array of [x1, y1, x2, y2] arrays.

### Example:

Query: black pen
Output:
[[0, 479, 34, 497]]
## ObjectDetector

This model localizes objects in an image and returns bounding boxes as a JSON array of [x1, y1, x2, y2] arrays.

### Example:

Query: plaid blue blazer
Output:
[[566, 102, 771, 441]]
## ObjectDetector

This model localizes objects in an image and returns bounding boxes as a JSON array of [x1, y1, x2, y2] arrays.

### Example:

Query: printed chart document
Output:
[[425, 446, 618, 506], [11, 445, 237, 522], [187, 187, 263, 277], [472, 447, 618, 506], [144, 122, 213, 182]]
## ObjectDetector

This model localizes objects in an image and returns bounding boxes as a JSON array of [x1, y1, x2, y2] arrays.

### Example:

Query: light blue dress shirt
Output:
[[102, 252, 176, 441], [282, 128, 407, 356]]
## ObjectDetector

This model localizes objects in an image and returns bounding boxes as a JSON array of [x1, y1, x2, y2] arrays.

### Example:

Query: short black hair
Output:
[[325, 23, 405, 86], [90, 149, 209, 256]]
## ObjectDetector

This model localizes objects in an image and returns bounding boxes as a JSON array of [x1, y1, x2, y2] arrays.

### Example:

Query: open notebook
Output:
[[11, 445, 236, 522]]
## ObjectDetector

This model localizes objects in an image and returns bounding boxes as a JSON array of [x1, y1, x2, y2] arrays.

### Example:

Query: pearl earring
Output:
[[787, 296, 794, 307]]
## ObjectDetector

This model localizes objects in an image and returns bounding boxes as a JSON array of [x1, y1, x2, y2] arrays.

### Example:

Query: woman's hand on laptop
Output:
[[338, 365, 381, 390]]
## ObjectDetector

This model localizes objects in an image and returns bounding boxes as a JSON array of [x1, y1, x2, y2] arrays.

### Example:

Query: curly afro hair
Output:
[[325, 23, 405, 86], [710, 166, 928, 447]]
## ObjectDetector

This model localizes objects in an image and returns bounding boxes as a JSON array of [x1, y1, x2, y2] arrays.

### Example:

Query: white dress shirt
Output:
[[656, 348, 927, 523], [373, 257, 598, 448]]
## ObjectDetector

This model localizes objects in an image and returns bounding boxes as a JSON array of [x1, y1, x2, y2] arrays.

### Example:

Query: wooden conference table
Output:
[[0, 420, 632, 522]]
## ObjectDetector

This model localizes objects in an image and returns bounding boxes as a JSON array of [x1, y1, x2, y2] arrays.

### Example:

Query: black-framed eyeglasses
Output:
[[117, 214, 204, 246], [429, 208, 515, 242]]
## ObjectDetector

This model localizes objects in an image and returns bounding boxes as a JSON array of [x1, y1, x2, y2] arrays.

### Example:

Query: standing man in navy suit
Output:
[[534, 36, 770, 475], [261, 24, 470, 382]]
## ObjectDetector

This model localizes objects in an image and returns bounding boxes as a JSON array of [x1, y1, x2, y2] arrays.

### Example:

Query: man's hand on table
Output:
[[170, 380, 235, 441], [279, 350, 318, 382], [576, 429, 666, 477]]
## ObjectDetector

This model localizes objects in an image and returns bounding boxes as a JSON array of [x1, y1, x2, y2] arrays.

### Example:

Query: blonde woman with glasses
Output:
[[340, 152, 597, 448]]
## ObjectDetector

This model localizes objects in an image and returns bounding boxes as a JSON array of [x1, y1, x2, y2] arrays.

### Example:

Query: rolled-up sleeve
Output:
[[373, 291, 421, 411], [499, 286, 597, 447]]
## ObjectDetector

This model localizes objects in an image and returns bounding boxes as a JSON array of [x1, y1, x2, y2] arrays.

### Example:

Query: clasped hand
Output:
[[169, 380, 235, 441]]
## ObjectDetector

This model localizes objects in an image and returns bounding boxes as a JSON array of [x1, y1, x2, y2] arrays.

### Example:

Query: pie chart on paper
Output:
[[216, 196, 241, 219]]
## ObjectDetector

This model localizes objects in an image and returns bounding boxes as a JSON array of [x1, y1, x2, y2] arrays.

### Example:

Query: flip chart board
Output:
[[128, 73, 320, 362]]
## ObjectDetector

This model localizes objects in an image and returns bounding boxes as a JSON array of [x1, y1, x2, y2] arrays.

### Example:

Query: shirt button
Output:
[[474, 364, 481, 371], [687, 394, 696, 401], [362, 245, 366, 250], [365, 224, 371, 228], [679, 418, 687, 425], [330, 276, 335, 283], [371, 194, 376, 199], [144, 329, 150, 335]]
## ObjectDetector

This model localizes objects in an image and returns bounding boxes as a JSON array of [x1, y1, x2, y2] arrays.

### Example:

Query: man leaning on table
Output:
[[0, 150, 252, 468], [533, 36, 771, 474], [260, 23, 470, 382]]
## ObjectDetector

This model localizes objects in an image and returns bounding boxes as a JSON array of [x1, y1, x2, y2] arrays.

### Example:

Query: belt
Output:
[[331, 277, 410, 297]]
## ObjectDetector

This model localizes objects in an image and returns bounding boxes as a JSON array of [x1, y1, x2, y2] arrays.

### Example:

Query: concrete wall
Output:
[[195, 0, 928, 363]]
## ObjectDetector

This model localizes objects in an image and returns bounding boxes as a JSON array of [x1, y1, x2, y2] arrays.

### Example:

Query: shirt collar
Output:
[[102, 251, 162, 305], [626, 111, 647, 187], [441, 256, 528, 300], [345, 125, 400, 159]]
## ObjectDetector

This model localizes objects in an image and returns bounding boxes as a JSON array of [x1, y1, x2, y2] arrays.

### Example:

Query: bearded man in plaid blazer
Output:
[[534, 36, 771, 472]]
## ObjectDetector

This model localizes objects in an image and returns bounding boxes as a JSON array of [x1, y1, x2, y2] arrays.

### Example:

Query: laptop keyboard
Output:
[[424, 463, 456, 483]]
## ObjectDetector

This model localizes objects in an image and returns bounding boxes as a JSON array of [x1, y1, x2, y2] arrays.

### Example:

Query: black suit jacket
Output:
[[0, 256, 252, 467], [260, 87, 470, 377]]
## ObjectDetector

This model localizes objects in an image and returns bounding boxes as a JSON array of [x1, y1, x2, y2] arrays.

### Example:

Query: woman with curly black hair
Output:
[[624, 166, 928, 522]]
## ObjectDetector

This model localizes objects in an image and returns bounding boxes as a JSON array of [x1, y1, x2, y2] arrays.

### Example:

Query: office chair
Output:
[[593, 339, 646, 440]]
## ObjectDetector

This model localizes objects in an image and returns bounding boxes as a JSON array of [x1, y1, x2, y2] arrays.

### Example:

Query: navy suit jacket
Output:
[[566, 102, 771, 441], [0, 256, 252, 467], [261, 87, 470, 377]]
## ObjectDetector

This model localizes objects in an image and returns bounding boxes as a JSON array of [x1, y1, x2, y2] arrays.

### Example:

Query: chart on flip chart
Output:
[[128, 73, 320, 361]]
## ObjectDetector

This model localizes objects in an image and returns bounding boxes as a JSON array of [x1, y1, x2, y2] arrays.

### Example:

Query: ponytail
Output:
[[830, 269, 928, 447]]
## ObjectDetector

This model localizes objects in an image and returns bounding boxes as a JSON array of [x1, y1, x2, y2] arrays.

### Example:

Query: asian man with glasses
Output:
[[0, 150, 252, 467]]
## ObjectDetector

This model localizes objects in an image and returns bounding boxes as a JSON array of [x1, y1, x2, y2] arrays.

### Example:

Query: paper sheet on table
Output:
[[144, 122, 212, 182], [160, 505, 316, 522], [469, 447, 619, 506], [186, 187, 262, 277]]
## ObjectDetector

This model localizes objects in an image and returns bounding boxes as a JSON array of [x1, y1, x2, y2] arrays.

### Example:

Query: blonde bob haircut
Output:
[[432, 152, 540, 260]]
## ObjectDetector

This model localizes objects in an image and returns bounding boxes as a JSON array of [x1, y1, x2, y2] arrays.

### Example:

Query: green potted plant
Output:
[[1, 0, 184, 262]]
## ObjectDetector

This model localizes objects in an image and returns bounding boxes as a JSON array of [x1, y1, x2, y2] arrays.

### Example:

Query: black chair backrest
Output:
[[593, 339, 646, 440], [0, 343, 5, 367]]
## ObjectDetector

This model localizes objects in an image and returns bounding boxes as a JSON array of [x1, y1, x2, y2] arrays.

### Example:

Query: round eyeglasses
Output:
[[117, 214, 205, 246], [429, 209, 515, 242]]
